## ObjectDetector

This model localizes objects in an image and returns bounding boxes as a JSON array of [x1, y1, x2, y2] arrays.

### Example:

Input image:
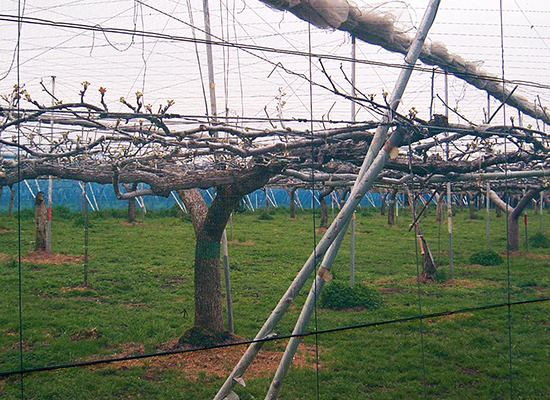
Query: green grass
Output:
[[1, 205, 549, 399]]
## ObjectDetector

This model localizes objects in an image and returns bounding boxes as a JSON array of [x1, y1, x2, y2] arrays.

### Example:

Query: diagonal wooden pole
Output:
[[214, 2, 441, 399]]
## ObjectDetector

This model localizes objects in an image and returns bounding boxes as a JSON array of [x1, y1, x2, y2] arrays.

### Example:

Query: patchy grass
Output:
[[0, 206, 549, 399]]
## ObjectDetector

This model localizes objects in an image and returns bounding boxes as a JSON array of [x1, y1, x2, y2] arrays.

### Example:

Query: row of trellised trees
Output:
[[1, 83, 549, 336]]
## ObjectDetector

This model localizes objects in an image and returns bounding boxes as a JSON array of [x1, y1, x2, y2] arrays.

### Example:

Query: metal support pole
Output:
[[524, 213, 529, 252], [351, 35, 356, 121], [203, 0, 217, 123], [447, 182, 454, 279], [265, 222, 350, 400], [540, 191, 544, 234], [350, 211, 356, 287], [485, 182, 491, 251], [82, 182, 89, 286], [215, 1, 441, 398], [47, 76, 55, 254]]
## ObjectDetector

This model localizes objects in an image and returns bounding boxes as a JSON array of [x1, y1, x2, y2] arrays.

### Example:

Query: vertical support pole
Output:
[[222, 229, 234, 333], [350, 35, 356, 122], [444, 70, 453, 278], [523, 211, 529, 253], [82, 182, 89, 286], [350, 211, 356, 287], [203, 0, 217, 123], [540, 191, 544, 234], [485, 182, 491, 251], [47, 76, 55, 254], [447, 182, 454, 279]]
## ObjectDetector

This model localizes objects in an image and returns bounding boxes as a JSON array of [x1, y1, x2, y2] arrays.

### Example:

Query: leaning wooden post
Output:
[[221, 229, 234, 333], [215, 1, 442, 398]]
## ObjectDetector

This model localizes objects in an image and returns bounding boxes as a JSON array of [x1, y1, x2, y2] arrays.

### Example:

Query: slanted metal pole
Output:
[[265, 221, 350, 400], [215, 1, 441, 398]]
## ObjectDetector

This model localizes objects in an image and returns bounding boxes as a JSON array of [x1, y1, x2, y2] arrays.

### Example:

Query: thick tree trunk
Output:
[[34, 191, 47, 251], [387, 188, 398, 226], [177, 166, 273, 333]]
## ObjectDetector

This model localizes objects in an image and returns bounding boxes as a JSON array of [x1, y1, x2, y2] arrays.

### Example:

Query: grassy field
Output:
[[0, 204, 549, 399]]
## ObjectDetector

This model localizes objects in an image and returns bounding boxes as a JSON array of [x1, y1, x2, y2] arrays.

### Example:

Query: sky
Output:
[[1, 0, 550, 131]]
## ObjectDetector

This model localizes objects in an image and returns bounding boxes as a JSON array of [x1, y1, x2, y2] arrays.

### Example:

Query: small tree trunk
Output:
[[339, 189, 349, 208], [319, 188, 333, 229], [286, 187, 296, 219], [387, 188, 398, 226], [488, 187, 543, 251], [126, 183, 138, 223], [467, 192, 476, 219], [507, 214, 520, 251], [435, 193, 445, 222], [380, 191, 388, 215], [9, 186, 15, 217], [34, 191, 47, 251], [264, 187, 270, 214]]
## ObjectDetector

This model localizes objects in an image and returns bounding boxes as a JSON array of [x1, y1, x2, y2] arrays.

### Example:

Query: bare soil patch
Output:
[[93, 338, 320, 381], [22, 250, 84, 265]]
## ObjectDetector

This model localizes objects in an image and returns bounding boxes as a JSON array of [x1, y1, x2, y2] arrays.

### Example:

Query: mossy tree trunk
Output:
[[177, 166, 272, 333], [34, 191, 47, 251]]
